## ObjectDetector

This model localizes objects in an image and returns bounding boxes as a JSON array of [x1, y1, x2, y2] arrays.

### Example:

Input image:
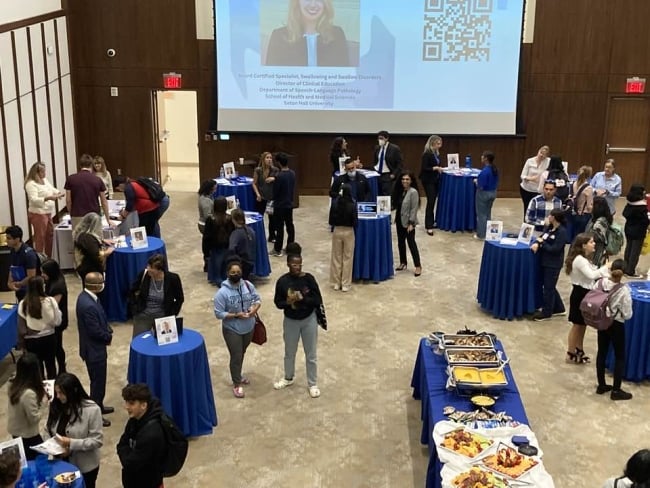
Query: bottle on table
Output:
[[219, 166, 225, 179], [465, 155, 472, 169]]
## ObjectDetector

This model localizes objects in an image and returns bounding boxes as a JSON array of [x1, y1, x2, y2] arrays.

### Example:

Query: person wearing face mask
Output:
[[373, 130, 403, 197], [213, 259, 262, 399], [329, 158, 370, 202], [76, 271, 114, 427]]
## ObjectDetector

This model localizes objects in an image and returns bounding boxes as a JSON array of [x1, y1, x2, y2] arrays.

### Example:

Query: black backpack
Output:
[[547, 169, 570, 202], [136, 177, 166, 202], [154, 413, 189, 477]]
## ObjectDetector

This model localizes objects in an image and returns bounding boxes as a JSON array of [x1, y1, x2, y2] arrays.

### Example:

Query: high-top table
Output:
[[0, 303, 17, 361], [353, 214, 394, 282], [245, 211, 271, 277], [213, 176, 256, 211], [435, 169, 480, 232]]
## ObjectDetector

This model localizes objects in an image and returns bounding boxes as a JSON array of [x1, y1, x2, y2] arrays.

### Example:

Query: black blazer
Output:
[[329, 173, 370, 202], [373, 142, 403, 177], [129, 270, 184, 317], [266, 26, 350, 67], [76, 291, 112, 362], [419, 151, 442, 184]]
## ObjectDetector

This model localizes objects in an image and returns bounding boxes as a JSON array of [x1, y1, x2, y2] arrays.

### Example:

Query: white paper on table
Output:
[[518, 223, 535, 245], [215, 178, 230, 185], [155, 316, 179, 346], [130, 226, 148, 249], [500, 237, 518, 246], [223, 162, 236, 179], [376, 196, 391, 216], [485, 221, 503, 242], [447, 154, 460, 170], [31, 437, 66, 456]]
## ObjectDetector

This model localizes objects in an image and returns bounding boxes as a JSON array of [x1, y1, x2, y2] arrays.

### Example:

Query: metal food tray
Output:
[[441, 333, 495, 349], [445, 348, 500, 366]]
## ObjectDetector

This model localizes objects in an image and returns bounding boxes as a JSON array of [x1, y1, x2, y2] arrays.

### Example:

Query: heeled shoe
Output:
[[426, 230, 434, 236], [395, 264, 407, 271], [414, 267, 422, 277], [575, 348, 590, 364], [565, 350, 578, 363]]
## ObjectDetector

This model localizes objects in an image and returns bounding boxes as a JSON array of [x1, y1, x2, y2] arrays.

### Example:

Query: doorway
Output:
[[152, 90, 200, 192]]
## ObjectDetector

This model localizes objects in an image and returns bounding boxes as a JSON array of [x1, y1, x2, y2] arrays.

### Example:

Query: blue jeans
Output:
[[153, 194, 170, 237], [541, 266, 565, 317], [208, 248, 227, 285], [475, 190, 496, 238]]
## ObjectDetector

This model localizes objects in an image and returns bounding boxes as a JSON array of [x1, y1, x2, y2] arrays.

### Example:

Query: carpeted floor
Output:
[[0, 192, 648, 488]]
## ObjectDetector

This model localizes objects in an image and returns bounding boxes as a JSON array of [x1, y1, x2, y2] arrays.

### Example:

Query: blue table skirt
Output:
[[353, 214, 394, 282], [410, 338, 529, 488], [25, 459, 85, 487], [101, 237, 166, 322], [245, 212, 271, 277], [127, 329, 218, 437], [0, 304, 17, 360], [435, 171, 479, 232], [606, 282, 650, 382], [214, 177, 256, 212], [333, 170, 379, 201], [477, 239, 542, 320]]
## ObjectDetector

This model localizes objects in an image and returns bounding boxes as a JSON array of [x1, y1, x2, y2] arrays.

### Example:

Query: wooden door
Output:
[[604, 97, 650, 189]]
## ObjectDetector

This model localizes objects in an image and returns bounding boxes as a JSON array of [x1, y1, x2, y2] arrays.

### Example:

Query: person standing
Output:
[[116, 178, 161, 238], [329, 157, 370, 202], [76, 272, 113, 427], [525, 180, 562, 231], [6, 226, 40, 301], [586, 196, 614, 266], [519, 145, 550, 218], [252, 151, 278, 242], [42, 259, 68, 375], [272, 152, 296, 257], [595, 259, 633, 401], [117, 384, 167, 487], [204, 197, 234, 285], [214, 260, 261, 398], [373, 130, 403, 197], [24, 161, 64, 257], [474, 151, 499, 240], [393, 171, 422, 277], [197, 179, 216, 271], [73, 212, 115, 287], [64, 154, 110, 229], [92, 156, 113, 199], [570, 165, 594, 240], [273, 243, 323, 398], [229, 209, 257, 280], [622, 184, 649, 277], [329, 183, 357, 292], [530, 209, 569, 321], [419, 135, 443, 235], [592, 159, 622, 215]]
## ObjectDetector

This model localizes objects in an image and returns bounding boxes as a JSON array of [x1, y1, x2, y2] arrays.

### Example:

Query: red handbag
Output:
[[251, 313, 267, 345]]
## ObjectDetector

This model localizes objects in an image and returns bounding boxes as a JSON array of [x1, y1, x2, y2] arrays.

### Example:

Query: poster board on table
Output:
[[518, 223, 535, 245], [223, 161, 236, 179], [377, 196, 391, 216], [154, 316, 179, 345], [225, 195, 237, 212], [338, 156, 348, 174], [447, 154, 459, 170], [130, 226, 148, 249], [485, 220, 503, 242], [0, 437, 27, 469]]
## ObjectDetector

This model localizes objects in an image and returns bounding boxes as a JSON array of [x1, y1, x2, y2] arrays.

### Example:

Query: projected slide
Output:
[[215, 0, 524, 134]]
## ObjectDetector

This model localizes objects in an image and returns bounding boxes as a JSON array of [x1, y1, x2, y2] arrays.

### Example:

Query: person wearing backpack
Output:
[[116, 178, 162, 238], [594, 259, 633, 400], [538, 155, 570, 204], [622, 184, 650, 278], [6, 225, 40, 302], [117, 384, 169, 487], [586, 196, 618, 266], [565, 233, 610, 364]]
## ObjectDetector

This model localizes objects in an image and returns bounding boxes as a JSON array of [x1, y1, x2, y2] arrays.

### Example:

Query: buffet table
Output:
[[214, 176, 256, 211], [411, 338, 529, 488], [435, 169, 480, 232], [0, 304, 17, 361], [353, 214, 394, 282]]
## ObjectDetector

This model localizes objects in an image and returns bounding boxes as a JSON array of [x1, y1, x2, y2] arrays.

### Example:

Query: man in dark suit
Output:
[[373, 130, 403, 196], [76, 271, 114, 427], [330, 158, 371, 202]]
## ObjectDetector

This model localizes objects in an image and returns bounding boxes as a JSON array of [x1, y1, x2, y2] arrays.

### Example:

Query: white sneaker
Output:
[[309, 385, 321, 398], [332, 284, 341, 291], [341, 286, 351, 292], [273, 378, 294, 390]]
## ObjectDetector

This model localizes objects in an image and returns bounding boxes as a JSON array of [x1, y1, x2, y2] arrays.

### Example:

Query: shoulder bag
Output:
[[244, 281, 266, 345]]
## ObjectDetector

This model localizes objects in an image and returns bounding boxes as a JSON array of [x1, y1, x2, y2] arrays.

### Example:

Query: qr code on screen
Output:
[[422, 0, 493, 62]]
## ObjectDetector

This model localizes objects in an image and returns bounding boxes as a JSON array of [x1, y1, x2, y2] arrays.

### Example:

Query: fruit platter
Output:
[[439, 428, 493, 459], [482, 443, 539, 480]]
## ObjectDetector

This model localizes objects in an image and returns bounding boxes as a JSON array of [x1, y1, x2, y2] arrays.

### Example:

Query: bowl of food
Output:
[[470, 394, 496, 408], [54, 472, 78, 485]]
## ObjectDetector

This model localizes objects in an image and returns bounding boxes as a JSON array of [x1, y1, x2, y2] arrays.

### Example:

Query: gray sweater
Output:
[[398, 187, 420, 228], [7, 388, 43, 438]]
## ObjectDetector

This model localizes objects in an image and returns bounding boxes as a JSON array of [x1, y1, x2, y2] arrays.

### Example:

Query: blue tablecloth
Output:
[[0, 304, 17, 361], [353, 214, 394, 282], [411, 338, 529, 488], [213, 176, 256, 211], [435, 170, 480, 232], [245, 211, 271, 277], [333, 170, 379, 201], [24, 459, 85, 487], [127, 328, 218, 437], [477, 239, 542, 320], [606, 281, 650, 382], [101, 237, 167, 322]]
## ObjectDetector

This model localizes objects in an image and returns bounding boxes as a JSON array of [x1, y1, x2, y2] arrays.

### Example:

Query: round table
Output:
[[435, 169, 480, 232], [333, 169, 379, 202], [245, 211, 271, 277], [606, 281, 650, 382], [24, 459, 84, 487], [127, 328, 218, 437], [213, 176, 256, 211], [476, 239, 542, 320], [0, 304, 17, 361], [101, 236, 167, 322], [353, 214, 394, 282]]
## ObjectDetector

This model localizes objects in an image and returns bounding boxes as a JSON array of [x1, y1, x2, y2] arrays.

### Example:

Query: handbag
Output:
[[265, 200, 274, 215], [642, 231, 650, 256], [315, 303, 327, 330], [251, 313, 267, 345]]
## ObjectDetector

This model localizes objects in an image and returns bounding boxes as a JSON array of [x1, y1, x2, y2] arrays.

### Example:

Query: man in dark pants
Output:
[[6, 225, 39, 301], [76, 271, 114, 427], [373, 130, 403, 197], [272, 153, 296, 257]]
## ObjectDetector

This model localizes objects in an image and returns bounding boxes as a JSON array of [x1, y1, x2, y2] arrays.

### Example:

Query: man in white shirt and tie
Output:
[[373, 130, 403, 197]]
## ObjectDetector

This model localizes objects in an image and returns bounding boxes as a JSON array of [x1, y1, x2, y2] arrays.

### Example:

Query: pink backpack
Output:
[[579, 279, 624, 330]]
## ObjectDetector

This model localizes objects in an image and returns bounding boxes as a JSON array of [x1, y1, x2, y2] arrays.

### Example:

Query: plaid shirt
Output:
[[526, 195, 562, 228]]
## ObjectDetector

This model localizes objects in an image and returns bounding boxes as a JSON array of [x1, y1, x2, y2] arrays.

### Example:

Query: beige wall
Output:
[[0, 0, 62, 24]]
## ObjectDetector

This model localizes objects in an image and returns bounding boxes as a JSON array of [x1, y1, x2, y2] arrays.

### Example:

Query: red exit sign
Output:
[[626, 77, 646, 94], [163, 72, 182, 89]]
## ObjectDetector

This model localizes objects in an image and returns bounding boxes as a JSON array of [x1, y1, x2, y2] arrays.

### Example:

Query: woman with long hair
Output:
[[586, 196, 613, 266], [419, 135, 443, 235], [595, 259, 633, 400], [519, 145, 550, 218], [229, 208, 257, 280], [46, 373, 103, 488], [475, 150, 499, 240], [266, 0, 351, 67], [73, 212, 114, 287], [603, 449, 650, 487], [570, 165, 594, 239], [329, 137, 348, 174], [622, 183, 649, 277], [329, 183, 357, 291], [564, 233, 609, 364], [197, 180, 216, 271], [24, 161, 64, 257], [252, 151, 278, 242], [92, 156, 113, 199], [7, 352, 47, 460], [204, 196, 234, 285], [18, 276, 62, 379], [41, 259, 68, 375], [393, 170, 422, 276]]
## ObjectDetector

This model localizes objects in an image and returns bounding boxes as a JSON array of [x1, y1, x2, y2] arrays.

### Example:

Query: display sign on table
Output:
[[154, 316, 179, 345], [338, 156, 348, 173], [129, 226, 148, 249], [0, 438, 27, 468], [226, 195, 237, 211], [518, 223, 535, 245], [377, 196, 391, 216], [223, 161, 236, 178], [485, 221, 503, 242], [447, 154, 460, 170], [357, 202, 377, 218]]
